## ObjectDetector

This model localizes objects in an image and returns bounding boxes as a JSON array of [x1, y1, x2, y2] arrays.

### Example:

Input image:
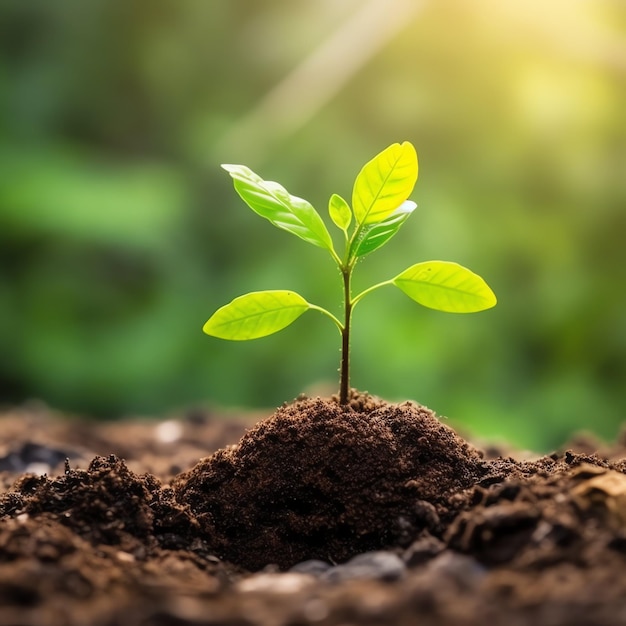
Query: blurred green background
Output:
[[1, 0, 624, 451]]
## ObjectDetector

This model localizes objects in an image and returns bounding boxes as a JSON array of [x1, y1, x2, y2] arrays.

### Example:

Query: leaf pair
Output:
[[223, 142, 419, 264], [203, 260, 497, 340]]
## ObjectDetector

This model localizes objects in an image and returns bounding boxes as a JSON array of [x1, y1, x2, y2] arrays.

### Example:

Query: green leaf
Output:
[[352, 142, 418, 225], [203, 290, 311, 340], [222, 164, 334, 251], [392, 261, 497, 313], [350, 201, 416, 258], [328, 193, 352, 232]]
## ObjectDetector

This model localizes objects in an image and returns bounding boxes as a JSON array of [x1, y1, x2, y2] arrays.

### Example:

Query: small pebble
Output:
[[426, 552, 487, 590], [24, 462, 50, 476], [155, 420, 183, 444], [322, 551, 406, 583], [236, 573, 315, 594], [289, 559, 332, 576], [404, 533, 445, 567], [0, 442, 69, 472]]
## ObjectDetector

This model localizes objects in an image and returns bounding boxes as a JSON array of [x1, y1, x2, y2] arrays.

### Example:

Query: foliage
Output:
[[204, 143, 496, 403]]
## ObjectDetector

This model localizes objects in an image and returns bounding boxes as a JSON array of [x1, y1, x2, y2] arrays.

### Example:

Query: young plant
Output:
[[204, 142, 496, 405]]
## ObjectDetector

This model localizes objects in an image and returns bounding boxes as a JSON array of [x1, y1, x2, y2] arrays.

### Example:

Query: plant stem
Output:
[[339, 266, 352, 405], [307, 304, 343, 332], [352, 279, 393, 307]]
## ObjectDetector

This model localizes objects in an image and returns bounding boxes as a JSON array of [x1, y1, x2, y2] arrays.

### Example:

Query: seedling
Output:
[[204, 142, 496, 405]]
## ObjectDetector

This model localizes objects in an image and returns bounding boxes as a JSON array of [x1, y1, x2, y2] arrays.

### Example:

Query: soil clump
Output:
[[173, 393, 485, 569]]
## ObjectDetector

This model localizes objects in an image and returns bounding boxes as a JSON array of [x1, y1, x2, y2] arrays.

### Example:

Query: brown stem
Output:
[[339, 267, 352, 405]]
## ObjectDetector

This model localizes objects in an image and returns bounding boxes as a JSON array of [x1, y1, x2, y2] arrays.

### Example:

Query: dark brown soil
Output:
[[173, 394, 484, 570], [1, 392, 626, 625]]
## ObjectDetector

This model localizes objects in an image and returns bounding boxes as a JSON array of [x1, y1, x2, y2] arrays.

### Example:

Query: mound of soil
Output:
[[173, 394, 485, 569], [0, 392, 626, 625]]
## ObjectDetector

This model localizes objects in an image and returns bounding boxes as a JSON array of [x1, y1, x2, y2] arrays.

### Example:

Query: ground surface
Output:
[[1, 392, 626, 626]]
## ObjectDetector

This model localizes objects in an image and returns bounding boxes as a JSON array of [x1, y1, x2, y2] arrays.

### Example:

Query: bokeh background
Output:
[[1, 0, 624, 451]]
